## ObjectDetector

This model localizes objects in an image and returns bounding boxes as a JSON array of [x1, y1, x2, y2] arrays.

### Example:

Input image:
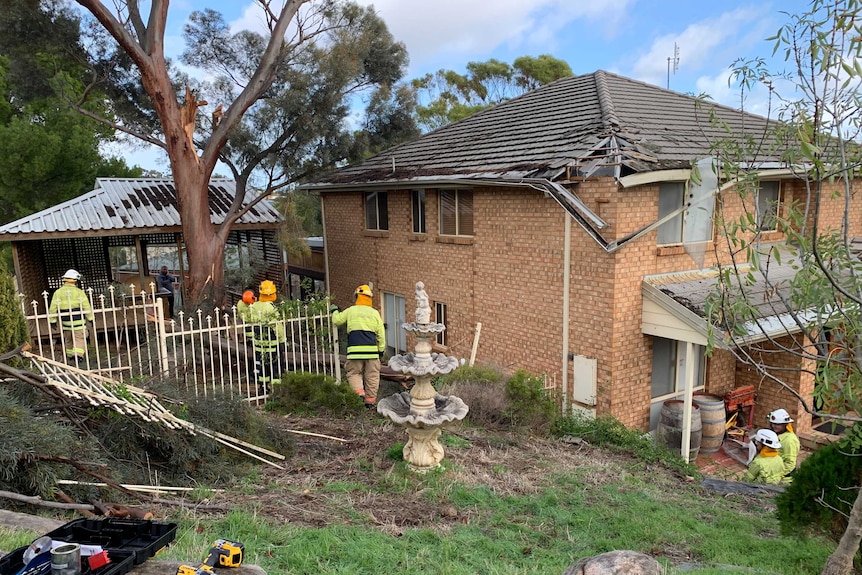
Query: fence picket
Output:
[[21, 287, 339, 402]]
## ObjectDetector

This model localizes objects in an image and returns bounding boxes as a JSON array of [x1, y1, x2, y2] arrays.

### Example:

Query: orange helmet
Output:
[[242, 290, 256, 305]]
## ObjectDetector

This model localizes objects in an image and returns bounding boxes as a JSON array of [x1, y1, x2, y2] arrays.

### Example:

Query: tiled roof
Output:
[[311, 70, 780, 187], [0, 178, 282, 238]]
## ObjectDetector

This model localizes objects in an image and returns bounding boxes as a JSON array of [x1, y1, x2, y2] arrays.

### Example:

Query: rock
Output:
[[0, 510, 64, 533], [132, 559, 267, 574], [562, 550, 664, 575]]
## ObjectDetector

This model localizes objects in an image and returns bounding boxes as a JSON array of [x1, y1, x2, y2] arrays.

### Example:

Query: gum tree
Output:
[[73, 1, 412, 305], [705, 2, 862, 573]]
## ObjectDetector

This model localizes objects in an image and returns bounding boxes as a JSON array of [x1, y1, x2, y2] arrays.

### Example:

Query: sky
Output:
[[124, 0, 812, 172]]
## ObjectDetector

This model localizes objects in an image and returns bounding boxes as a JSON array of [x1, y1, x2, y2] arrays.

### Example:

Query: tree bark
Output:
[[76, 1, 309, 306], [821, 486, 862, 575]]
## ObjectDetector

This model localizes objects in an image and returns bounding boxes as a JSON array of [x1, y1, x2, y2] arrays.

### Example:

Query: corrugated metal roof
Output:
[[308, 70, 782, 188], [0, 178, 282, 238]]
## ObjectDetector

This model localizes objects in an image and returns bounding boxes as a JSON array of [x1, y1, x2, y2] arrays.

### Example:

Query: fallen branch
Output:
[[58, 480, 224, 494], [55, 489, 98, 518], [282, 428, 351, 443], [0, 489, 94, 511]]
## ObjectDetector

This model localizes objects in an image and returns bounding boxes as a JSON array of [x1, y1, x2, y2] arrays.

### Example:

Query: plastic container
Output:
[[0, 518, 176, 575], [45, 519, 177, 566], [0, 545, 134, 575]]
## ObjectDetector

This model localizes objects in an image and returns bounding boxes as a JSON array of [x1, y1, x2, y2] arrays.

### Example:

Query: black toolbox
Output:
[[46, 519, 177, 565], [0, 545, 135, 575], [0, 518, 177, 575]]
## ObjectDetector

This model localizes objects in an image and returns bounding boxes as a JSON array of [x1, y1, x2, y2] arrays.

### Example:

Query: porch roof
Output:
[[642, 255, 805, 348], [0, 178, 282, 241]]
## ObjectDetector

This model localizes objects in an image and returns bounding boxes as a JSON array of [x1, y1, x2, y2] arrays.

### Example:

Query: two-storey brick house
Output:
[[305, 70, 861, 439]]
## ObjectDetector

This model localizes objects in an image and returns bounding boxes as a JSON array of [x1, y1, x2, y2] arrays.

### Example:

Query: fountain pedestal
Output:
[[377, 282, 468, 471]]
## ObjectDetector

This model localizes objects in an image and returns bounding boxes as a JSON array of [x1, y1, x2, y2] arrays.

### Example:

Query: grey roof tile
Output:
[[311, 70, 779, 187]]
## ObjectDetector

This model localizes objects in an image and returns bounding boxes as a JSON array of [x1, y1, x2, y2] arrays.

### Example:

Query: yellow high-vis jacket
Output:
[[49, 284, 94, 330], [332, 304, 385, 360]]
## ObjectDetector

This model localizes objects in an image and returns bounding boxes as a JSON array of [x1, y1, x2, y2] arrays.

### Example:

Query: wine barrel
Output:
[[657, 400, 702, 462], [694, 393, 726, 455]]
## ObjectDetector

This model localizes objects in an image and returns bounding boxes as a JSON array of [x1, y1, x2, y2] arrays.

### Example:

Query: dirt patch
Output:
[[207, 411, 636, 534]]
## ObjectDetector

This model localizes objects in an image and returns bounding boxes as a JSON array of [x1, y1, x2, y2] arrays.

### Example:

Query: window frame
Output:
[[439, 189, 474, 237], [411, 189, 426, 234], [435, 302, 447, 346], [756, 181, 781, 232], [656, 182, 713, 246], [364, 191, 389, 231]]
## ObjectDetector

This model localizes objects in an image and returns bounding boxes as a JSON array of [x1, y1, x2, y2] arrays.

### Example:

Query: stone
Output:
[[132, 559, 267, 574], [562, 550, 665, 575]]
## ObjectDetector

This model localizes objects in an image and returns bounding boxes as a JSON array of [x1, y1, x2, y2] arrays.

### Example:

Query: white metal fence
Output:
[[20, 284, 341, 402]]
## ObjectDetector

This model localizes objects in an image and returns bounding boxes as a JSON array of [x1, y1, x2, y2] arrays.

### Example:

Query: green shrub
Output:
[[504, 370, 558, 432], [776, 436, 862, 539], [85, 384, 294, 488], [269, 371, 364, 415], [0, 387, 100, 499], [0, 263, 28, 353], [551, 412, 698, 477], [436, 364, 506, 387], [435, 364, 510, 428], [436, 365, 558, 432]]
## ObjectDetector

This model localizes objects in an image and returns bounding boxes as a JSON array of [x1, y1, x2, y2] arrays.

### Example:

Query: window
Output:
[[435, 302, 447, 346], [364, 191, 388, 231], [756, 181, 780, 231], [439, 190, 473, 236], [412, 189, 426, 234], [656, 182, 712, 245], [649, 337, 705, 430], [383, 292, 406, 356]]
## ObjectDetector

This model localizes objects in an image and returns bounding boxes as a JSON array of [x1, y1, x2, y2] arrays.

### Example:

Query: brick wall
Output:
[[322, 175, 862, 432]]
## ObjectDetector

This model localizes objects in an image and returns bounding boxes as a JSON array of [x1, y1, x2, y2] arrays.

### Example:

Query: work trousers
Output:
[[61, 326, 88, 362], [345, 358, 381, 403]]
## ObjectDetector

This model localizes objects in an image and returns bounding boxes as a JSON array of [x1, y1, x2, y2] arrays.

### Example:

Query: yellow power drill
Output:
[[176, 539, 245, 575]]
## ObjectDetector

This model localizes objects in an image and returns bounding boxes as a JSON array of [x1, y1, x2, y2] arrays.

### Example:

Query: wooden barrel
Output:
[[657, 400, 702, 462], [694, 393, 726, 455]]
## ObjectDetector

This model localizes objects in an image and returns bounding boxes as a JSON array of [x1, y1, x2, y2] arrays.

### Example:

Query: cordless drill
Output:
[[176, 539, 244, 575]]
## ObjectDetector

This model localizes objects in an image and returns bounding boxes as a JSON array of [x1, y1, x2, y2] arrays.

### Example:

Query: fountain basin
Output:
[[378, 391, 468, 426], [388, 352, 459, 377]]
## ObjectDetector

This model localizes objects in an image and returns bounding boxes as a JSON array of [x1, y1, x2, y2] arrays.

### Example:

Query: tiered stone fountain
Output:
[[378, 281, 468, 471]]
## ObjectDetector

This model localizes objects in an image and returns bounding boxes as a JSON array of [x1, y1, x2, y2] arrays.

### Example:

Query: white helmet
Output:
[[754, 429, 782, 449], [62, 269, 81, 281], [768, 408, 793, 424]]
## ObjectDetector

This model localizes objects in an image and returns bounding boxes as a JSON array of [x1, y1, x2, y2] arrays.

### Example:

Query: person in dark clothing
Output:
[[156, 266, 178, 319]]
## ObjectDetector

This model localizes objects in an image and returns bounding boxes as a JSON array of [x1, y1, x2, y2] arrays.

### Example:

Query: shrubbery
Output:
[[267, 371, 364, 415], [551, 412, 699, 477], [435, 364, 557, 432], [776, 433, 862, 540]]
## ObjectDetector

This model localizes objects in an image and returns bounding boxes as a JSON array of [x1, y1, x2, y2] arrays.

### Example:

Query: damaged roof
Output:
[[0, 178, 282, 240], [309, 70, 781, 188], [643, 255, 811, 347]]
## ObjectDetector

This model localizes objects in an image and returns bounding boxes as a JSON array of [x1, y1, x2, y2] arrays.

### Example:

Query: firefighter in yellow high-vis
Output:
[[331, 284, 386, 408], [48, 269, 94, 365], [248, 280, 284, 395]]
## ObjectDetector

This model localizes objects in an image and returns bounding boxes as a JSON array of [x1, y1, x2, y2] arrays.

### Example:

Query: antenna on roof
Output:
[[666, 42, 680, 90]]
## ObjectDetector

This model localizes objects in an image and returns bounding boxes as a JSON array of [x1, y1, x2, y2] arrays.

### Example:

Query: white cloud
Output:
[[354, 0, 634, 73], [629, 7, 770, 88]]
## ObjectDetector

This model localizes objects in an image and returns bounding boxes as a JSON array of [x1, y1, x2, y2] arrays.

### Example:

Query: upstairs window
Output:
[[756, 181, 781, 231], [364, 191, 388, 231], [657, 182, 712, 245], [439, 190, 473, 236], [412, 189, 426, 234]]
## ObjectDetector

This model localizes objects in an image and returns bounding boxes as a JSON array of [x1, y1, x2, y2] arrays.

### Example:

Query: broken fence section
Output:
[[19, 284, 342, 403]]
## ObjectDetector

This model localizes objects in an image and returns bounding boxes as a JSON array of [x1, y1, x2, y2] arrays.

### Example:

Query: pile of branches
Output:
[[0, 348, 293, 517]]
